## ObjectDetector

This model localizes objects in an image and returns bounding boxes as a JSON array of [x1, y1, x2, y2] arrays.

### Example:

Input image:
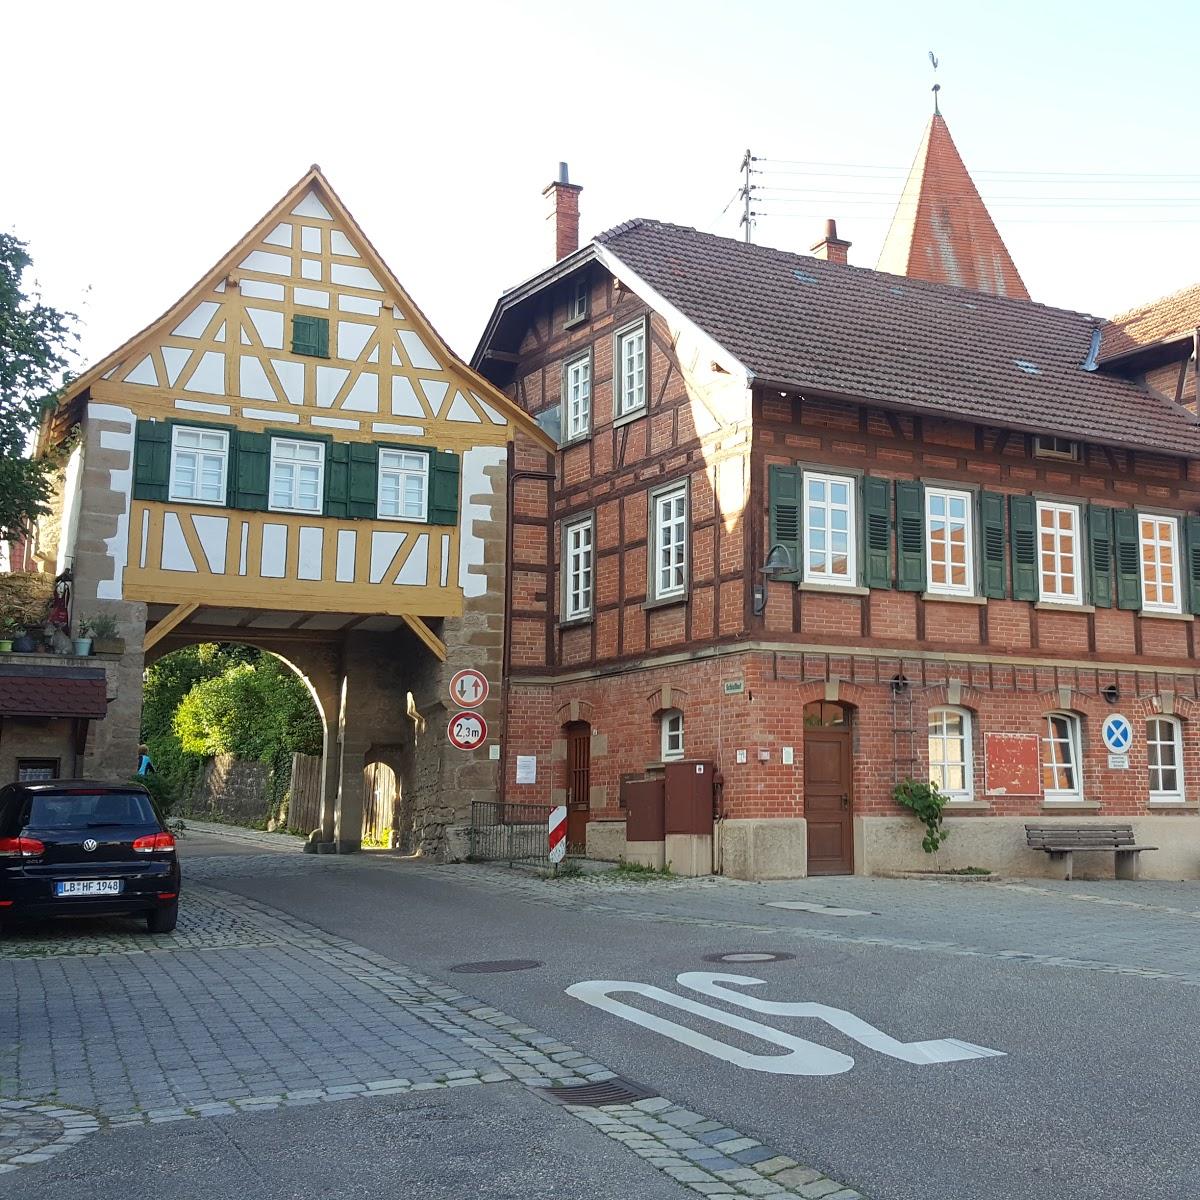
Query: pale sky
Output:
[[7, 0, 1200, 374]]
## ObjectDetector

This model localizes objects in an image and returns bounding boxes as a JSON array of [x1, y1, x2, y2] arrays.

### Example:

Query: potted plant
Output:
[[0, 617, 17, 653], [73, 618, 93, 658], [85, 613, 124, 655]]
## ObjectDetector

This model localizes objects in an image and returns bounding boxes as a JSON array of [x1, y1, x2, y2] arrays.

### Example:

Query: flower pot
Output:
[[0, 640, 11, 653], [92, 637, 126, 656], [73, 638, 93, 657], [11, 633, 36, 653]]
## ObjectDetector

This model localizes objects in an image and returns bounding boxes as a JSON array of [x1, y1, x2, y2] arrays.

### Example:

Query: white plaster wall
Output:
[[56, 442, 83, 575], [458, 446, 506, 599], [87, 403, 136, 600]]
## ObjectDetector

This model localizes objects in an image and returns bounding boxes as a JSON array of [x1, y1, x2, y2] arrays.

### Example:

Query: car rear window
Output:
[[28, 792, 158, 829]]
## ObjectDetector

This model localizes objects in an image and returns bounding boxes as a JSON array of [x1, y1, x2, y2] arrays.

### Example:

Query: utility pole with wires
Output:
[[739, 149, 755, 243]]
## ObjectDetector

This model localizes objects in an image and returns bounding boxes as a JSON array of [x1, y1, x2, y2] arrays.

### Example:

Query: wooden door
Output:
[[565, 722, 591, 851], [804, 727, 853, 875]]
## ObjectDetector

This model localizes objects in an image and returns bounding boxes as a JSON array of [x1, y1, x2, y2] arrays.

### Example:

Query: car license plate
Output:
[[55, 880, 122, 897]]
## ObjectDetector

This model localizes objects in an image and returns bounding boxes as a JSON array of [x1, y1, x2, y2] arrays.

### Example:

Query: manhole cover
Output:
[[702, 951, 796, 964], [448, 959, 544, 973], [540, 1078, 657, 1107]]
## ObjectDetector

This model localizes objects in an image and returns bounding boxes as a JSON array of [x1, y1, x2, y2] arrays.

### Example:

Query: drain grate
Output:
[[540, 1078, 657, 1107], [448, 959, 544, 973], [703, 951, 795, 964]]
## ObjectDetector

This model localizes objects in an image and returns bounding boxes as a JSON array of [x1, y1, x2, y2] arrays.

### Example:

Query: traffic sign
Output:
[[447, 711, 488, 750], [1102, 714, 1132, 755], [548, 804, 567, 864], [449, 669, 489, 709]]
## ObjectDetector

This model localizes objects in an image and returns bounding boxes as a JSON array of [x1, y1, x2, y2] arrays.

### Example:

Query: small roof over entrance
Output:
[[0, 667, 109, 719]]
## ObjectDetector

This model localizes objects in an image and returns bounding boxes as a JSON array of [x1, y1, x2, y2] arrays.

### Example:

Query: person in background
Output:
[[136, 744, 155, 776]]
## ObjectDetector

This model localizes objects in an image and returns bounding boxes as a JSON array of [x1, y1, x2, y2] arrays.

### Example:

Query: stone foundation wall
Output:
[[185, 754, 274, 827]]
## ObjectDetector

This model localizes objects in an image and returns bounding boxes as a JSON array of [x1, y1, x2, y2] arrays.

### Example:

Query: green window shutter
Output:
[[325, 443, 350, 518], [861, 476, 892, 589], [1088, 505, 1114, 609], [895, 481, 925, 592], [768, 465, 802, 581], [979, 490, 1006, 598], [348, 443, 378, 519], [292, 314, 330, 358], [1186, 516, 1200, 614], [1009, 495, 1038, 601], [132, 420, 170, 501], [429, 450, 461, 525], [233, 430, 270, 511], [1113, 508, 1142, 610]]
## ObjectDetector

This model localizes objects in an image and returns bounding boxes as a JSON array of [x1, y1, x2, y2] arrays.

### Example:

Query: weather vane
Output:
[[929, 50, 941, 116]]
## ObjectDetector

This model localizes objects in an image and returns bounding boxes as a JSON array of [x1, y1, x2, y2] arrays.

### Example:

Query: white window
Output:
[[1036, 501, 1083, 605], [269, 438, 325, 514], [564, 354, 592, 441], [1034, 436, 1079, 462], [661, 709, 684, 761], [1139, 514, 1182, 613], [563, 516, 594, 620], [925, 488, 974, 596], [377, 449, 428, 521], [803, 471, 856, 584], [651, 483, 688, 600], [615, 321, 647, 416], [1042, 712, 1083, 802], [567, 276, 588, 324], [1147, 717, 1185, 802], [928, 708, 973, 801], [169, 426, 228, 505]]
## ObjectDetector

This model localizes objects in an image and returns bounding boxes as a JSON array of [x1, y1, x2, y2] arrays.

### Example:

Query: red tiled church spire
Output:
[[877, 113, 1030, 301]]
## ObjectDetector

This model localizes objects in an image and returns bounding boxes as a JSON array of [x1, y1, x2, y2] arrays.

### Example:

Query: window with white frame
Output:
[[567, 276, 588, 324], [803, 471, 856, 584], [563, 516, 594, 620], [661, 709, 684, 761], [1139, 513, 1182, 613], [1034, 436, 1079, 462], [650, 483, 688, 601], [377, 449, 428, 521], [928, 708, 973, 801], [615, 321, 647, 416], [1036, 501, 1083, 605], [925, 488, 974, 595], [169, 426, 229, 505], [269, 438, 325, 514], [1042, 712, 1083, 801], [564, 354, 592, 441], [1147, 717, 1185, 802]]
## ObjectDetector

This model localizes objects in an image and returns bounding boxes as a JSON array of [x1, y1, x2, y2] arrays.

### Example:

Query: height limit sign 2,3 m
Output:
[[447, 711, 488, 751]]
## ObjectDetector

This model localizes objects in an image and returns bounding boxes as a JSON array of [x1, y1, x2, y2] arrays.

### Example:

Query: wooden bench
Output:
[[1025, 824, 1157, 881]]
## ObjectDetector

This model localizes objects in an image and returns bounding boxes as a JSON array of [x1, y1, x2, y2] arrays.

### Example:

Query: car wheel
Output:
[[146, 902, 179, 934]]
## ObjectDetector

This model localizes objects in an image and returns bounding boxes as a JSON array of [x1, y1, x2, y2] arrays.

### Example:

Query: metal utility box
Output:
[[664, 761, 715, 835], [623, 778, 666, 842]]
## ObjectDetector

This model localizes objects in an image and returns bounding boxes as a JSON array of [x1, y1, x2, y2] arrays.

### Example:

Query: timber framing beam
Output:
[[402, 614, 447, 662], [143, 602, 200, 651]]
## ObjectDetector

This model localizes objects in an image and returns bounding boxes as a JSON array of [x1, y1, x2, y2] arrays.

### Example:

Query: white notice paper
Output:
[[516, 755, 537, 784]]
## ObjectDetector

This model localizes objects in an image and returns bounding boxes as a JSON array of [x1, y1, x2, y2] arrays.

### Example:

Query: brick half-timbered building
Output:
[[475, 160, 1200, 882]]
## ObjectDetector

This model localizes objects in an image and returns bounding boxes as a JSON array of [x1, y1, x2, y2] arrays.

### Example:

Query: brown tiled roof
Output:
[[1100, 281, 1200, 361], [596, 219, 1200, 455], [876, 115, 1029, 301], [0, 667, 109, 719]]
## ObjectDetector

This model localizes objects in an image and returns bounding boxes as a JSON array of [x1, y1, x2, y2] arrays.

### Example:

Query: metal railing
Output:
[[469, 801, 559, 866]]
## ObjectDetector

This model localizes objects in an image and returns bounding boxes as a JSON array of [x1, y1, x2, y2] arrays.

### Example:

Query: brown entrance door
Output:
[[803, 702, 853, 875], [564, 722, 591, 851]]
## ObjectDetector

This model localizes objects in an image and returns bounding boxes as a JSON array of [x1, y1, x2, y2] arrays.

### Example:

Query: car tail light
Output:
[[0, 836, 45, 858], [132, 832, 176, 854]]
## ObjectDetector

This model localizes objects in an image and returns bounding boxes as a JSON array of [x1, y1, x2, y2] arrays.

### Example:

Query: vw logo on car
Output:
[[83, 838, 98, 852]]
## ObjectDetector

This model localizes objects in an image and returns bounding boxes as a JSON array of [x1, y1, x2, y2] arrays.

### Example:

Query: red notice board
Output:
[[984, 732, 1042, 797]]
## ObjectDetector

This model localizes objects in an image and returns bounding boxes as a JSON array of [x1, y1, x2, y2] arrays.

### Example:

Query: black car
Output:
[[0, 779, 181, 933]]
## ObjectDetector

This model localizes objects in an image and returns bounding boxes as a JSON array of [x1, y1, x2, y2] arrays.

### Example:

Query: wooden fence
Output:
[[286, 753, 323, 835]]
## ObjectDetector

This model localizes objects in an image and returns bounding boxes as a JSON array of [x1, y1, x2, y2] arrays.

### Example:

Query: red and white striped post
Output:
[[548, 804, 567, 867]]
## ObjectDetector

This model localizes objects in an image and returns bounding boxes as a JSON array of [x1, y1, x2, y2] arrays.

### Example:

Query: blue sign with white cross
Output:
[[1102, 715, 1132, 754]]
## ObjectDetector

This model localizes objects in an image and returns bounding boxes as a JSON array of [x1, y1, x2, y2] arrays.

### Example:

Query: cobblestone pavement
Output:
[[0, 854, 862, 1198]]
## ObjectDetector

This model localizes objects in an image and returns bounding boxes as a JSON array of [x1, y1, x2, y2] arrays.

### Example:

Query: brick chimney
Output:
[[543, 162, 582, 261], [810, 218, 851, 265]]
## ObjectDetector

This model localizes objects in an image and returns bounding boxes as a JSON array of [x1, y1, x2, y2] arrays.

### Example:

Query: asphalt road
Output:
[[199, 841, 1200, 1200]]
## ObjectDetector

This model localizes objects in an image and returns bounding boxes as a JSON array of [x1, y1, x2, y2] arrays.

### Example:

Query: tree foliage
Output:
[[0, 233, 77, 538]]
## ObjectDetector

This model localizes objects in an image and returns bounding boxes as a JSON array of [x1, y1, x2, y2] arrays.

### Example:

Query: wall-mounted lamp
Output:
[[752, 544, 795, 615]]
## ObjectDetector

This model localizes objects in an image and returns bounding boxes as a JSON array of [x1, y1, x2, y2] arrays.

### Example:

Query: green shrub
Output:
[[892, 777, 951, 853]]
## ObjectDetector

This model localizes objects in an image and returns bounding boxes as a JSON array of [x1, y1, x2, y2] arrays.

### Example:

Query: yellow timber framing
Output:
[[402, 615, 447, 661], [143, 602, 200, 651], [42, 165, 554, 455]]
